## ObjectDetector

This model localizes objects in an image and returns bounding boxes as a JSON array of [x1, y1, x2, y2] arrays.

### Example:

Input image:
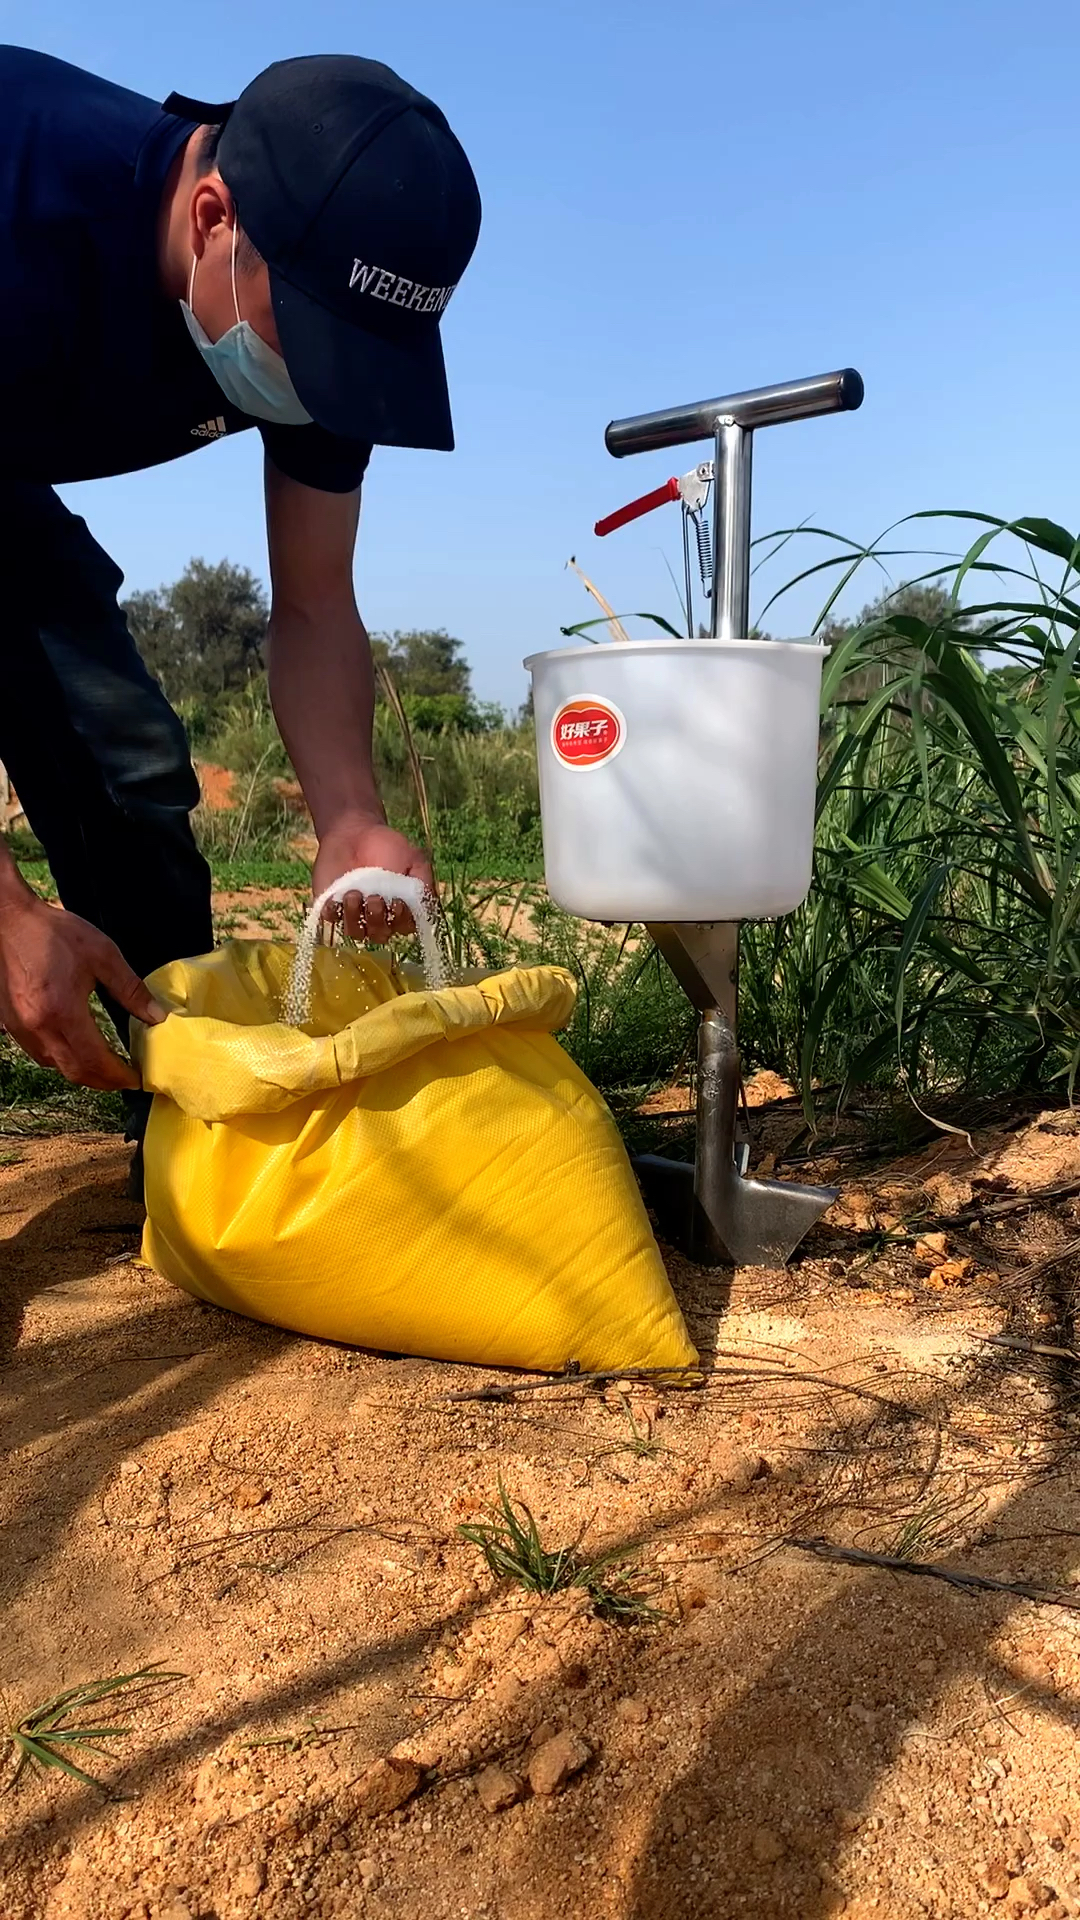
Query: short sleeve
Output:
[[258, 421, 373, 494]]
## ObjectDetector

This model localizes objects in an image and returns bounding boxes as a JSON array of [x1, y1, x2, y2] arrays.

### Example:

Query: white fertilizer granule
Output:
[[282, 867, 449, 1027]]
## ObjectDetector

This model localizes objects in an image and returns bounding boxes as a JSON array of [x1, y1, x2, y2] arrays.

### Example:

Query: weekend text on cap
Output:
[[349, 258, 457, 313]]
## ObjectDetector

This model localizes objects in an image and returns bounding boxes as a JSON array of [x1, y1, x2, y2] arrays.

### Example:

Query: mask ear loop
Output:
[[187, 218, 239, 326], [230, 220, 242, 326]]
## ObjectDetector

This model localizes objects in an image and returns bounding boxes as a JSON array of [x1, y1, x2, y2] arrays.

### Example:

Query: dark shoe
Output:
[[124, 1137, 145, 1204], [122, 1088, 151, 1204], [122, 1089, 153, 1143]]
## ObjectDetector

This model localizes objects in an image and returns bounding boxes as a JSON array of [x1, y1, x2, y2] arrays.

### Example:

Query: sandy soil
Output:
[[2, 1109, 1080, 1920]]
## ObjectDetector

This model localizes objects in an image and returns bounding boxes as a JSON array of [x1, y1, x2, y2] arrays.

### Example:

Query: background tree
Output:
[[370, 628, 472, 699], [371, 628, 504, 732], [821, 578, 959, 709], [124, 558, 268, 705], [823, 576, 953, 641]]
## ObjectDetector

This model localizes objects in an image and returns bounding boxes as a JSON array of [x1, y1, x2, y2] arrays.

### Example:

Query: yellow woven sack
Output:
[[133, 942, 696, 1373]]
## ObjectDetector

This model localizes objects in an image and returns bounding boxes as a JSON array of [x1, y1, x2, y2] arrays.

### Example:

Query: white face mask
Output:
[[180, 224, 313, 426]]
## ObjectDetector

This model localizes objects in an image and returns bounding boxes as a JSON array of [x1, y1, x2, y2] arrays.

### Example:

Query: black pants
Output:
[[0, 483, 214, 1133]]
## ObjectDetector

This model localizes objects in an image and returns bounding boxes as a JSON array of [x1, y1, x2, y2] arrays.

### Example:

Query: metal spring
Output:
[[692, 510, 713, 594]]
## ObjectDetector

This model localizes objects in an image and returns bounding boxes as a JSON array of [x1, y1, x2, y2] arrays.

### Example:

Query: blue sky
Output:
[[15, 0, 1080, 709]]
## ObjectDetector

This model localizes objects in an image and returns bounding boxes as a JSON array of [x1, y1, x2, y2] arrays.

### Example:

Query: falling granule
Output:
[[282, 867, 450, 1027]]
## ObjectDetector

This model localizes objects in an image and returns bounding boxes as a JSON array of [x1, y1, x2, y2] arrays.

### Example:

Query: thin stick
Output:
[[375, 661, 435, 861], [441, 1366, 702, 1402], [976, 1332, 1080, 1362], [565, 557, 631, 645], [228, 745, 274, 862], [999, 1235, 1080, 1287], [916, 1680, 1035, 1743], [846, 1176, 1080, 1242], [240, 1720, 368, 1752], [442, 1365, 915, 1415], [74, 1350, 210, 1372], [982, 1674, 1029, 1737], [949, 1175, 1080, 1223], [786, 1534, 1080, 1610], [912, 1422, 943, 1501]]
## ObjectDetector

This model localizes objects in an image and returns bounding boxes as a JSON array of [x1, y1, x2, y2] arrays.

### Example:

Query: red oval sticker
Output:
[[551, 697, 626, 770]]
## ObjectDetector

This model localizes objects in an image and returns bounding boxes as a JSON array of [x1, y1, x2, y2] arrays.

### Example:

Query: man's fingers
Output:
[[60, 1023, 141, 1089], [312, 883, 424, 944], [340, 891, 367, 941], [71, 1056, 141, 1092], [93, 942, 167, 1028], [361, 894, 391, 942], [37, 1021, 140, 1092]]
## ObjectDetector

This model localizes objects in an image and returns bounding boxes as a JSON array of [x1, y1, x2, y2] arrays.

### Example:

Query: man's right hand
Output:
[[0, 887, 166, 1091]]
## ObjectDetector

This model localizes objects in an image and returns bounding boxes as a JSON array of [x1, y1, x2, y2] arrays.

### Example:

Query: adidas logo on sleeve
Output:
[[190, 416, 228, 439]]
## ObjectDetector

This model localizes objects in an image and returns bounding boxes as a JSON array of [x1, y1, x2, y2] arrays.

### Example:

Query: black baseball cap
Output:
[[164, 55, 482, 450]]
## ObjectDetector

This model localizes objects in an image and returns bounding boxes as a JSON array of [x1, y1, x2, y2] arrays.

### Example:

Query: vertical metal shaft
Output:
[[690, 927, 739, 1265], [710, 416, 753, 640], [692, 1007, 740, 1264], [702, 417, 750, 1248]]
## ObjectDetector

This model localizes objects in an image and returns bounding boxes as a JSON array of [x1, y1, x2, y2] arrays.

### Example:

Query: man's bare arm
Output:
[[263, 457, 432, 941]]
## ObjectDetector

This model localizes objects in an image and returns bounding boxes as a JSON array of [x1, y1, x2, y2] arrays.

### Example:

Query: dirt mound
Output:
[[194, 762, 236, 812], [2, 1112, 1079, 1919]]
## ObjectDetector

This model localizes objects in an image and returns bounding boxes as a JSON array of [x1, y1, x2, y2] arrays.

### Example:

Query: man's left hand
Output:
[[312, 820, 435, 943]]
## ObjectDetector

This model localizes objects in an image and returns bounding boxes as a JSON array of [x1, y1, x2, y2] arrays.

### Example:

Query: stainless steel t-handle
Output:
[[606, 368, 864, 639]]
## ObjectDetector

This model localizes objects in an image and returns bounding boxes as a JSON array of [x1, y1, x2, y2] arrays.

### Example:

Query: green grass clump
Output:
[[14, 858, 55, 899], [738, 511, 1080, 1112], [2, 826, 46, 862], [209, 856, 310, 893], [603, 1393, 670, 1461], [558, 938, 694, 1098], [458, 1481, 664, 1624], [3, 1664, 185, 1795], [883, 1490, 985, 1563]]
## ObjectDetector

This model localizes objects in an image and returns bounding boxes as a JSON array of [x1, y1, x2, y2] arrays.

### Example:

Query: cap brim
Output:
[[270, 268, 454, 451]]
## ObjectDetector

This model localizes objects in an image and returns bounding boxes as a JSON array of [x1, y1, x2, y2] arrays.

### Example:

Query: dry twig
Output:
[[565, 557, 631, 645], [444, 1364, 918, 1419], [976, 1332, 1080, 1363], [786, 1535, 1080, 1611]]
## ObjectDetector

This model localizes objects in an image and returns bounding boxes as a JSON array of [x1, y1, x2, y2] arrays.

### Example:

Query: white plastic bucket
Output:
[[523, 638, 826, 923]]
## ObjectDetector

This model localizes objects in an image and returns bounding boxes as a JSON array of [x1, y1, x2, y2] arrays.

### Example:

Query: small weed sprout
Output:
[[883, 1490, 984, 1563], [602, 1392, 670, 1462], [2, 1663, 186, 1795], [457, 1479, 664, 1623]]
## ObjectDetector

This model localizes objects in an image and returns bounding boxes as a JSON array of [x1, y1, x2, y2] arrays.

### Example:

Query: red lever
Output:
[[594, 476, 680, 537]]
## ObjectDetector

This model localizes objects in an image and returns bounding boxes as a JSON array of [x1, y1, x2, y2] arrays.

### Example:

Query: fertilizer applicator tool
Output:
[[525, 368, 864, 1270]]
